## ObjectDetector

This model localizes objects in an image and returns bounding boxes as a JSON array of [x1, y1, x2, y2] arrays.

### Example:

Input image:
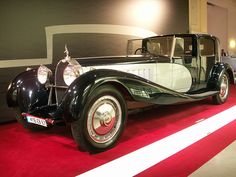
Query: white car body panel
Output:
[[171, 64, 192, 92], [83, 62, 192, 92]]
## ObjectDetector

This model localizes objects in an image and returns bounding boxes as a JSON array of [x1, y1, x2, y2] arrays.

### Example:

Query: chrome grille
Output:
[[55, 61, 68, 104]]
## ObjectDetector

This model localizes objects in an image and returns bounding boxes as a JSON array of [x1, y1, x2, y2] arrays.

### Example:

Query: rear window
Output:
[[199, 37, 215, 56]]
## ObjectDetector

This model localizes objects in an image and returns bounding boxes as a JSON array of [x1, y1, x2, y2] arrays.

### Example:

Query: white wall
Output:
[[189, 0, 207, 34], [207, 4, 228, 52], [208, 0, 236, 56]]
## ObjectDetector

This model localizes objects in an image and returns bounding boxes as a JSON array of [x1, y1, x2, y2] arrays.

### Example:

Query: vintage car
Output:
[[6, 34, 235, 152]]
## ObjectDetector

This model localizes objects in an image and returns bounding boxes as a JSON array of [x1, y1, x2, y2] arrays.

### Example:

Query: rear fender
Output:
[[207, 62, 234, 90]]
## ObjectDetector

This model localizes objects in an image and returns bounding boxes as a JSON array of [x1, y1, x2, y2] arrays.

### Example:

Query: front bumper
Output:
[[21, 113, 56, 127]]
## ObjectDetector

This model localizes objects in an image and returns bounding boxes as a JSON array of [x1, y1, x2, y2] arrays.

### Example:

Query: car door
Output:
[[144, 35, 193, 92], [171, 36, 195, 92], [199, 36, 217, 89]]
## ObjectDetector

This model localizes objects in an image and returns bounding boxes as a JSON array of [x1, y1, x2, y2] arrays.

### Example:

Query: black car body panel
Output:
[[7, 64, 227, 123], [6, 69, 50, 113]]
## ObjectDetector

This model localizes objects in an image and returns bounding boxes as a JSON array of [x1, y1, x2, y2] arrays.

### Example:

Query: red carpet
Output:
[[0, 86, 236, 177]]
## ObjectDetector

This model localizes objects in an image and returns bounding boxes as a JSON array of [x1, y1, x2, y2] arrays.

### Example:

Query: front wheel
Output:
[[212, 72, 230, 104], [71, 85, 127, 153]]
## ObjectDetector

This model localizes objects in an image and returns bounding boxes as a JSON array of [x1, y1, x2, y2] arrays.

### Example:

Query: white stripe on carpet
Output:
[[77, 106, 236, 177]]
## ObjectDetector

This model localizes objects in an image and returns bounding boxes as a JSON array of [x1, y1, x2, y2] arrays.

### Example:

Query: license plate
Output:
[[26, 115, 47, 127]]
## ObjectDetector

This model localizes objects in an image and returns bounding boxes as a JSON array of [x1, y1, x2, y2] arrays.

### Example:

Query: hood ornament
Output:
[[62, 44, 71, 63], [62, 44, 81, 66]]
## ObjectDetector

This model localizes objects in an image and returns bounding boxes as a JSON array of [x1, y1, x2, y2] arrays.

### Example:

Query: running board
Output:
[[187, 91, 219, 99]]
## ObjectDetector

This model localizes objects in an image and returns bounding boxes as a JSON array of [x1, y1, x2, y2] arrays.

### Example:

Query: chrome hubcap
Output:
[[219, 74, 228, 100], [87, 95, 122, 144]]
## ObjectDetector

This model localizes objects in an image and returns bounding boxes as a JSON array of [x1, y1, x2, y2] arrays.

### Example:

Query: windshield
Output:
[[127, 36, 174, 57]]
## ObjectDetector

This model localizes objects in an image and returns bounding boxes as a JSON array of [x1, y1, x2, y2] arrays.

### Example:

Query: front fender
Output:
[[60, 69, 140, 122], [6, 69, 49, 112], [60, 69, 198, 122], [61, 68, 166, 122]]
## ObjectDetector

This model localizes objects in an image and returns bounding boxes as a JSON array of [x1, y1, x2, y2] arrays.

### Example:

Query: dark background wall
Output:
[[0, 0, 189, 123]]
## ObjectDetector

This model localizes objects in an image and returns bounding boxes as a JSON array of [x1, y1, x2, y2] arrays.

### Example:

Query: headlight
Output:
[[63, 64, 82, 86], [37, 65, 51, 84]]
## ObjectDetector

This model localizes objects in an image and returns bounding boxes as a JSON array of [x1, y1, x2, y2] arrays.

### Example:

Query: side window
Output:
[[173, 37, 195, 66], [199, 38, 215, 56], [174, 37, 193, 58], [199, 37, 216, 82]]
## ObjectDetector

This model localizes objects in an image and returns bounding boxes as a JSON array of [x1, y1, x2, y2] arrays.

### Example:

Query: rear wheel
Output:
[[71, 85, 127, 153], [212, 72, 229, 104]]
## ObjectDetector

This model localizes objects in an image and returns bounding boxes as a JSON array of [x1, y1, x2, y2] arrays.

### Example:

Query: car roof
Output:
[[146, 33, 218, 40]]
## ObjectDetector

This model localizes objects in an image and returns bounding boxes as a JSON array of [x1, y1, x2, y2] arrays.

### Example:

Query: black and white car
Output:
[[6, 34, 235, 152]]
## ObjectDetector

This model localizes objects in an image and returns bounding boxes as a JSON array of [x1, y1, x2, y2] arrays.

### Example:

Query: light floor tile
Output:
[[189, 141, 236, 177]]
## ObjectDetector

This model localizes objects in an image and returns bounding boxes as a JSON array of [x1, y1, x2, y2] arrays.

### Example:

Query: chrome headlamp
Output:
[[37, 65, 51, 84], [63, 64, 83, 86]]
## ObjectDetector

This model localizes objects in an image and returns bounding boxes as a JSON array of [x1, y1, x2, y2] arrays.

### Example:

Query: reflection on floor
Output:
[[189, 141, 236, 177]]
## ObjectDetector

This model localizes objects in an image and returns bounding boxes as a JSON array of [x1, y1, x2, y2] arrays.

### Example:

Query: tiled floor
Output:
[[189, 141, 236, 177]]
